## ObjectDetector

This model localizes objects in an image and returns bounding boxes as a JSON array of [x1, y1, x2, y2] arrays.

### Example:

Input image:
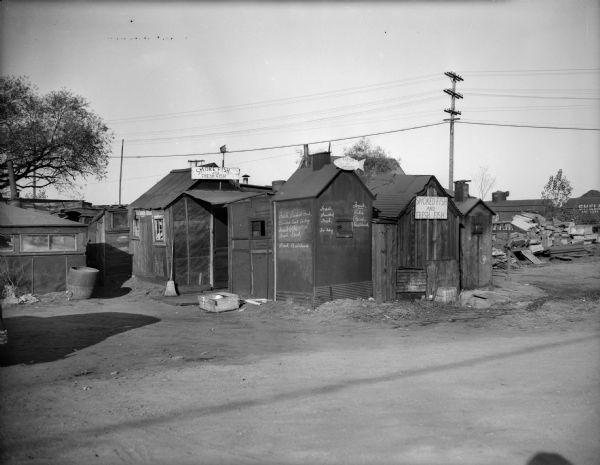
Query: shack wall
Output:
[[0, 226, 87, 294], [275, 198, 314, 303], [171, 197, 211, 287], [314, 172, 372, 303]]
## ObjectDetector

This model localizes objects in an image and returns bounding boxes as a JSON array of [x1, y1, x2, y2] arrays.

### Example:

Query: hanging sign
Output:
[[191, 166, 240, 180], [333, 156, 365, 171], [415, 196, 448, 220]]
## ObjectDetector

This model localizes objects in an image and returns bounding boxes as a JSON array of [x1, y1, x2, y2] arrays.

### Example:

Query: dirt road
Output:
[[1, 259, 599, 465]]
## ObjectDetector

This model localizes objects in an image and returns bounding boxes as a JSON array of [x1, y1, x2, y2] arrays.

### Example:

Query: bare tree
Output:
[[472, 165, 496, 200]]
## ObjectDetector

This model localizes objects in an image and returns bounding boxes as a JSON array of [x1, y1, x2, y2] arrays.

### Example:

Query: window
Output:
[[0, 234, 14, 252], [251, 220, 266, 238], [132, 213, 141, 238], [153, 215, 165, 242], [336, 220, 353, 238], [111, 211, 129, 230], [21, 234, 77, 252]]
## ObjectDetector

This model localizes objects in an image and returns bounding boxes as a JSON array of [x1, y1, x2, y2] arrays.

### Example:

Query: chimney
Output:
[[271, 180, 285, 192], [310, 151, 331, 171], [453, 180, 470, 202], [491, 190, 509, 203], [242, 174, 250, 185]]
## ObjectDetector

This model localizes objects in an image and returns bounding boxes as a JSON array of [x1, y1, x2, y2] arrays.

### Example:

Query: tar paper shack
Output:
[[415, 196, 448, 220]]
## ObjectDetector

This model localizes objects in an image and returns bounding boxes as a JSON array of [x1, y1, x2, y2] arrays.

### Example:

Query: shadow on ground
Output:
[[92, 286, 133, 299], [0, 312, 160, 366]]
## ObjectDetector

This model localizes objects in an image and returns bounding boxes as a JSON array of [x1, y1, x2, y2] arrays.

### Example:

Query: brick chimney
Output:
[[491, 190, 509, 203], [453, 180, 470, 202]]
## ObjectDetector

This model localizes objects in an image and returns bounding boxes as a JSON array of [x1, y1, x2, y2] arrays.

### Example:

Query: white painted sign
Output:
[[415, 196, 448, 220], [192, 166, 240, 180]]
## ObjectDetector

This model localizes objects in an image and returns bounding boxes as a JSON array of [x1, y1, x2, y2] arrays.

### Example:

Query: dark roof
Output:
[[184, 190, 263, 205], [0, 203, 86, 228], [367, 173, 441, 218], [580, 189, 600, 198], [273, 164, 372, 202], [130, 166, 273, 210], [129, 168, 200, 210], [454, 197, 495, 216]]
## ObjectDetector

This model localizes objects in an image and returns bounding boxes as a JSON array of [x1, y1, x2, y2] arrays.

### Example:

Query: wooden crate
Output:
[[198, 292, 240, 313]]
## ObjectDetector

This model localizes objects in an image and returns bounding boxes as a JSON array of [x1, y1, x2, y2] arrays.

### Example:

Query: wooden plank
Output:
[[521, 249, 542, 264]]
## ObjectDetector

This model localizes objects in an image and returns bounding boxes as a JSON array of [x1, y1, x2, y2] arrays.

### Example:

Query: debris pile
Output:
[[492, 212, 598, 267]]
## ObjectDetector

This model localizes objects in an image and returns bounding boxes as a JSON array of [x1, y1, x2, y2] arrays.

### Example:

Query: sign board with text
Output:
[[191, 166, 240, 180], [415, 196, 448, 220]]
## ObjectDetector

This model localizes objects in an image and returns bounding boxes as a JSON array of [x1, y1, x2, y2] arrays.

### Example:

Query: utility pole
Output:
[[443, 71, 463, 190], [118, 139, 124, 205]]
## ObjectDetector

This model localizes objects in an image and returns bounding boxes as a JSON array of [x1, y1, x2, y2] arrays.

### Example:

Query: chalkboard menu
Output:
[[277, 207, 311, 243], [352, 202, 369, 228], [319, 204, 335, 236]]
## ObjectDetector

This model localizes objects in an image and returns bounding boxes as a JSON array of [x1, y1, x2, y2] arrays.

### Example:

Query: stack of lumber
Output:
[[492, 212, 597, 266]]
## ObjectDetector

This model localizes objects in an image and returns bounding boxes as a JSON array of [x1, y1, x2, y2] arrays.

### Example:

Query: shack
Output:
[[369, 173, 461, 302], [453, 180, 495, 289], [128, 165, 270, 289], [0, 203, 88, 294], [86, 206, 132, 287], [272, 152, 374, 305]]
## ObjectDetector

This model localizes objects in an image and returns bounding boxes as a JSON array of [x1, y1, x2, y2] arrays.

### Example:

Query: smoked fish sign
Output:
[[192, 166, 240, 180], [415, 196, 448, 220]]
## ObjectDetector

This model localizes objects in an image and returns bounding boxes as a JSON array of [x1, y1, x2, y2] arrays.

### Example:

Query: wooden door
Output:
[[213, 207, 229, 288]]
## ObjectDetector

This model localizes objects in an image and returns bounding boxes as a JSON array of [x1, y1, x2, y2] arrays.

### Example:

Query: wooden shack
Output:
[[0, 203, 88, 294], [86, 206, 132, 287], [453, 180, 495, 289], [128, 166, 270, 289], [272, 152, 374, 305], [369, 173, 461, 301]]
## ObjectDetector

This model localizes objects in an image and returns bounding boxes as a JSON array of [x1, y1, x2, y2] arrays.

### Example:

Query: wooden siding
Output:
[[372, 223, 398, 302], [460, 203, 493, 289]]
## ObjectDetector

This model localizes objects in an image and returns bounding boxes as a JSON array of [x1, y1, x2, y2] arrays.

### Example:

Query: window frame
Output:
[[152, 214, 165, 244], [20, 234, 78, 253], [335, 219, 353, 238]]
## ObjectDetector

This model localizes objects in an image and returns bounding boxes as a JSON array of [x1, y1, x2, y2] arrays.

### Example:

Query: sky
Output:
[[1, 0, 599, 204]]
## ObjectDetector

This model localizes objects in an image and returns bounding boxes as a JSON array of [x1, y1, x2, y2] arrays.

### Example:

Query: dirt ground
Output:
[[1, 257, 599, 465]]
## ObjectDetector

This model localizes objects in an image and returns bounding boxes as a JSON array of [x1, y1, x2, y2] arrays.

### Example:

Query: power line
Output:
[[108, 121, 447, 159], [468, 92, 600, 101], [457, 121, 600, 131], [107, 73, 441, 124]]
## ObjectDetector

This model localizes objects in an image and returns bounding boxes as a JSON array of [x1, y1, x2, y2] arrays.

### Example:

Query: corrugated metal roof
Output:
[[273, 164, 340, 201], [367, 173, 438, 218], [184, 190, 262, 205], [0, 203, 86, 228]]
